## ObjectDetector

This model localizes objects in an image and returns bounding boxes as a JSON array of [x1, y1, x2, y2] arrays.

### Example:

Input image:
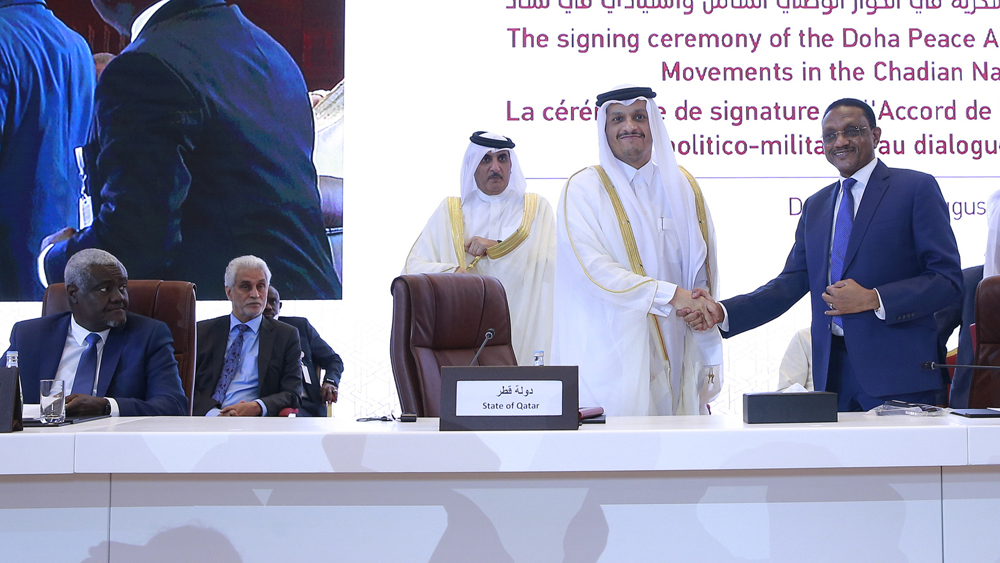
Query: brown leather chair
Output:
[[969, 276, 1000, 408], [390, 273, 517, 417], [42, 280, 197, 415]]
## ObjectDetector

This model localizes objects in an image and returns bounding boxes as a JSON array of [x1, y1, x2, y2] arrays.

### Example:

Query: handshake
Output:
[[670, 287, 724, 331]]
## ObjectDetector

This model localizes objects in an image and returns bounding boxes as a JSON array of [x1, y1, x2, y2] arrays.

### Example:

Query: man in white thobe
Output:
[[777, 328, 814, 392], [404, 131, 556, 366], [552, 85, 723, 416]]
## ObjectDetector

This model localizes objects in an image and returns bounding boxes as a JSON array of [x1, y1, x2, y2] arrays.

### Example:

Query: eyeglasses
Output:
[[822, 126, 869, 145]]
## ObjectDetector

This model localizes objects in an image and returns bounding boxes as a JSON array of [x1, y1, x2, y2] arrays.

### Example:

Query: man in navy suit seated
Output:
[[4, 249, 188, 417], [264, 285, 343, 416]]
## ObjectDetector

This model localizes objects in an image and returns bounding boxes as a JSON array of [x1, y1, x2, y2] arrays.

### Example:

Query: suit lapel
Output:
[[38, 314, 73, 381], [206, 317, 230, 387], [810, 182, 838, 278], [97, 325, 127, 397], [257, 318, 275, 392], [843, 162, 889, 274]]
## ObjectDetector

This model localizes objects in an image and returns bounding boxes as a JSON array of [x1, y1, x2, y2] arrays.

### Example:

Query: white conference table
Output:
[[2, 413, 1000, 563]]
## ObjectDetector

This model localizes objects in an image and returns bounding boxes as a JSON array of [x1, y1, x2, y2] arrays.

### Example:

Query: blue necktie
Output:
[[73, 333, 102, 395], [830, 178, 857, 329], [212, 324, 251, 404]]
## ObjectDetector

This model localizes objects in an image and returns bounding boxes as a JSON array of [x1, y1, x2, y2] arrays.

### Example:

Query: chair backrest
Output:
[[390, 273, 517, 417], [969, 276, 1000, 408], [41, 280, 197, 415]]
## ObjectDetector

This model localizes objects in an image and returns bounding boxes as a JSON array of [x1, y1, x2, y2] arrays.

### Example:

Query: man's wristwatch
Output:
[[103, 399, 111, 416]]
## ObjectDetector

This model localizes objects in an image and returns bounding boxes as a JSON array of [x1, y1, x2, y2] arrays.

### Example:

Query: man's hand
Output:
[[321, 382, 339, 404], [823, 279, 879, 316], [464, 236, 498, 257], [65, 394, 107, 417], [670, 288, 723, 331], [40, 227, 77, 251], [219, 400, 263, 417], [691, 288, 725, 327], [454, 266, 469, 274], [674, 288, 724, 331]]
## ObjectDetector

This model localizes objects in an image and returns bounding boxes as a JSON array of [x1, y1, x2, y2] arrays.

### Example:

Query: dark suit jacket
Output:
[[43, 0, 339, 300], [939, 265, 984, 408], [4, 312, 187, 416], [722, 161, 963, 398], [193, 315, 302, 416], [0, 0, 94, 301], [279, 316, 343, 417]]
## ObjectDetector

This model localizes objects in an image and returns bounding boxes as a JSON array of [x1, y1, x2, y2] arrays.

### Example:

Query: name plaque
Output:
[[441, 366, 578, 431], [456, 380, 563, 416]]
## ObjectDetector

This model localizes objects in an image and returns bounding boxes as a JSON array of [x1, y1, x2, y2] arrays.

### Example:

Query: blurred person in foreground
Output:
[[40, 0, 338, 300], [0, 0, 94, 300]]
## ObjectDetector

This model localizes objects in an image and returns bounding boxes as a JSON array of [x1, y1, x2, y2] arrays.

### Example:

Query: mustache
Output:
[[617, 130, 645, 139], [488, 172, 504, 179]]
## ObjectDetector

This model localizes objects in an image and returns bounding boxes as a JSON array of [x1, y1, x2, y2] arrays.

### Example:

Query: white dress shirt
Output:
[[55, 316, 119, 416]]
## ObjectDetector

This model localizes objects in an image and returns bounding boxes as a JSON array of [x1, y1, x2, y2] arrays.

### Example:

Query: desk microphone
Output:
[[470, 328, 495, 366], [921, 361, 1000, 370]]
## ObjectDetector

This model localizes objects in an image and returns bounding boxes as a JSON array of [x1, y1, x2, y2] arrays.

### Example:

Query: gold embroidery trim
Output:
[[487, 193, 537, 259], [593, 166, 647, 275], [447, 197, 467, 270], [562, 168, 659, 295], [593, 165, 670, 365], [678, 166, 713, 296], [468, 193, 538, 271]]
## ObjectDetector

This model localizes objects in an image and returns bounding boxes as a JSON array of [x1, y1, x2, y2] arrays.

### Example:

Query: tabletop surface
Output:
[[3, 412, 992, 475]]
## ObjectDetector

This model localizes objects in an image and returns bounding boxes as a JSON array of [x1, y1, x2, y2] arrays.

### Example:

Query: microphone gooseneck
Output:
[[922, 361, 1000, 370], [470, 328, 496, 366]]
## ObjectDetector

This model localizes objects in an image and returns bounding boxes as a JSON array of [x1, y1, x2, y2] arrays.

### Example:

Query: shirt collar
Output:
[[229, 313, 262, 334], [842, 157, 879, 189], [473, 186, 516, 204], [619, 159, 656, 188], [131, 0, 171, 39], [69, 315, 112, 347]]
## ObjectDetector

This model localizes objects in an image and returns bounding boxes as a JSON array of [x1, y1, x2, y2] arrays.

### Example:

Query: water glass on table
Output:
[[39, 380, 65, 424]]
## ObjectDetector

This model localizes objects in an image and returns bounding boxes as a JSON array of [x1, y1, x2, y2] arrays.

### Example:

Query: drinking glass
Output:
[[39, 380, 65, 424]]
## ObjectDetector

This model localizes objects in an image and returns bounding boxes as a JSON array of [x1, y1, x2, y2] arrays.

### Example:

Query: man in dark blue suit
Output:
[[685, 99, 963, 411], [4, 249, 188, 416], [40, 0, 339, 300], [0, 0, 94, 301], [264, 285, 343, 417]]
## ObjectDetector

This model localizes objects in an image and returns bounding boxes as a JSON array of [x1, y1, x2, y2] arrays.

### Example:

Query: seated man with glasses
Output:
[[682, 98, 962, 411]]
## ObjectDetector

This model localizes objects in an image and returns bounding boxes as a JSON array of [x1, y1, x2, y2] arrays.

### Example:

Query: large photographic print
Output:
[[1, 0, 344, 301]]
